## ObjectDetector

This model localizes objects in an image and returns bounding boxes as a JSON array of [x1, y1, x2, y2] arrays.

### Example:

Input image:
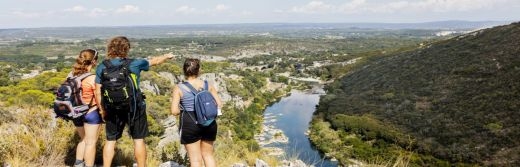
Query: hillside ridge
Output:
[[314, 22, 520, 166]]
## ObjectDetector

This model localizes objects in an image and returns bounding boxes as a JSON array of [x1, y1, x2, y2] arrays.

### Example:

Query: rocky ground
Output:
[[142, 72, 311, 166]]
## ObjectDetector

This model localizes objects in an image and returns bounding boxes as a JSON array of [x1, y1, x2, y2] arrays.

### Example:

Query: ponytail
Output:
[[72, 49, 98, 76]]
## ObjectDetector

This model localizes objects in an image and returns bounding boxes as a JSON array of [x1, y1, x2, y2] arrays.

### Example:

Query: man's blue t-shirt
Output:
[[95, 58, 149, 87]]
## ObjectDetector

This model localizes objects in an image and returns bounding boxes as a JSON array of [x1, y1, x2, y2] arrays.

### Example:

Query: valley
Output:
[[0, 21, 515, 166]]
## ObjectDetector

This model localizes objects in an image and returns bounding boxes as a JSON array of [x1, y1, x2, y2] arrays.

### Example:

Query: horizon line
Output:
[[1, 20, 516, 30]]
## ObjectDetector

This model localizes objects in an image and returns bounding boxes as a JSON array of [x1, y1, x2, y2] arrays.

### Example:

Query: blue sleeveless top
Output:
[[180, 83, 196, 112]]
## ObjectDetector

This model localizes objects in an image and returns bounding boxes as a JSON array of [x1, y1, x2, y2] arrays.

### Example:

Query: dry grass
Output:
[[355, 151, 413, 167], [214, 137, 281, 166], [391, 151, 412, 167], [0, 105, 165, 166], [0, 106, 76, 166]]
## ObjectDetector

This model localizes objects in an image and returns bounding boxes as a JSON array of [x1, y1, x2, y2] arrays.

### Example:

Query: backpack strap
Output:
[[180, 82, 201, 124], [66, 71, 74, 78], [203, 80, 208, 91], [182, 80, 209, 93], [121, 58, 133, 68], [182, 82, 200, 95], [87, 96, 96, 107], [102, 58, 134, 69], [123, 59, 140, 93], [76, 73, 94, 81], [184, 107, 198, 124], [102, 59, 114, 69]]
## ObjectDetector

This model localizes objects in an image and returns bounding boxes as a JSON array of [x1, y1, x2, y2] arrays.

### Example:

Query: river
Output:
[[256, 87, 338, 167]]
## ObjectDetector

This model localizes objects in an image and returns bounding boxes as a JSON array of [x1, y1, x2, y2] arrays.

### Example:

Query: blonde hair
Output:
[[72, 49, 98, 76], [107, 36, 131, 59]]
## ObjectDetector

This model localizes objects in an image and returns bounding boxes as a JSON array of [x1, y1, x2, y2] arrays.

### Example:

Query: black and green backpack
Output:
[[100, 58, 140, 110]]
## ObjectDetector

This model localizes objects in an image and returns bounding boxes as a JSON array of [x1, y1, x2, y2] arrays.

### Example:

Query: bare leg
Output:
[[103, 140, 117, 167], [185, 140, 203, 167], [83, 123, 101, 166], [133, 139, 147, 167], [75, 127, 86, 162], [200, 140, 216, 167]]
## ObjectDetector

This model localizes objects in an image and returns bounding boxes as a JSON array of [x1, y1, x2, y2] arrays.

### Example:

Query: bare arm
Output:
[[95, 83, 106, 119], [171, 85, 182, 116], [209, 84, 223, 108], [148, 53, 175, 66]]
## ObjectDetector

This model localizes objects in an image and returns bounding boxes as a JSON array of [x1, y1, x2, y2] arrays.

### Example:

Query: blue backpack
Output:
[[182, 81, 218, 126]]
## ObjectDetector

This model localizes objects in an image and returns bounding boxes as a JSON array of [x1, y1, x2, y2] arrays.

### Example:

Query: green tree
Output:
[[17, 89, 54, 106]]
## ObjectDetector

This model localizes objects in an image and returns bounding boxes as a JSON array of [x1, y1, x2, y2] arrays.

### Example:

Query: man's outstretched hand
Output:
[[149, 52, 176, 66], [164, 52, 175, 59]]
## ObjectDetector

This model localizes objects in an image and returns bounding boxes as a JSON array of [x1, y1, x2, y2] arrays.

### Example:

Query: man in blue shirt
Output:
[[94, 36, 174, 167], [95, 59, 150, 87]]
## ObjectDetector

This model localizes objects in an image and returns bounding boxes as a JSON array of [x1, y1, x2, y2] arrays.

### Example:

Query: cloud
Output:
[[291, 1, 333, 13], [409, 0, 500, 12], [215, 4, 230, 12], [88, 8, 108, 17], [216, 5, 230, 11], [62, 5, 140, 17], [364, 0, 509, 14], [11, 11, 41, 18], [241, 10, 253, 16], [8, 10, 56, 19], [64, 5, 87, 12], [338, 0, 366, 13], [287, 0, 510, 15], [115, 5, 140, 14], [176, 5, 197, 14]]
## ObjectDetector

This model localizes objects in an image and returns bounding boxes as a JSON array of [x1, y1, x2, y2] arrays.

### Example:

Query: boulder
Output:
[[156, 116, 185, 159], [255, 159, 269, 167], [140, 80, 160, 95], [281, 160, 308, 167], [159, 72, 181, 84], [159, 161, 184, 167], [232, 163, 247, 167]]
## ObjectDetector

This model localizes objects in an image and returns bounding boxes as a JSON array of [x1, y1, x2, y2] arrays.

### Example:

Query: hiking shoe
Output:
[[73, 161, 85, 167]]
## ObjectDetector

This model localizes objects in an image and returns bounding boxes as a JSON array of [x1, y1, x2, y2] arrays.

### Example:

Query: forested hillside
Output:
[[313, 22, 520, 166]]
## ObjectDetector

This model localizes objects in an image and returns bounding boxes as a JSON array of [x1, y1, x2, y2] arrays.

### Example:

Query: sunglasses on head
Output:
[[85, 49, 98, 60], [93, 49, 99, 60], [83, 49, 99, 64]]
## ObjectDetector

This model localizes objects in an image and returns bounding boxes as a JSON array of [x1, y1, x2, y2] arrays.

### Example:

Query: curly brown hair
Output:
[[183, 58, 200, 78], [106, 36, 131, 59], [72, 49, 98, 76]]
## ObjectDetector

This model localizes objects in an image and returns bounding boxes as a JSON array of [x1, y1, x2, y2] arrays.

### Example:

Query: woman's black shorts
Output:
[[180, 111, 217, 144]]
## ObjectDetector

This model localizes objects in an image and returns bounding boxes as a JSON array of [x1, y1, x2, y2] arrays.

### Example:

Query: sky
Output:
[[1, 0, 520, 29]]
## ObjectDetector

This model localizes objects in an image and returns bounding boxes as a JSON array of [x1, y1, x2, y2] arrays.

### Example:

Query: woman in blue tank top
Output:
[[171, 58, 222, 167]]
